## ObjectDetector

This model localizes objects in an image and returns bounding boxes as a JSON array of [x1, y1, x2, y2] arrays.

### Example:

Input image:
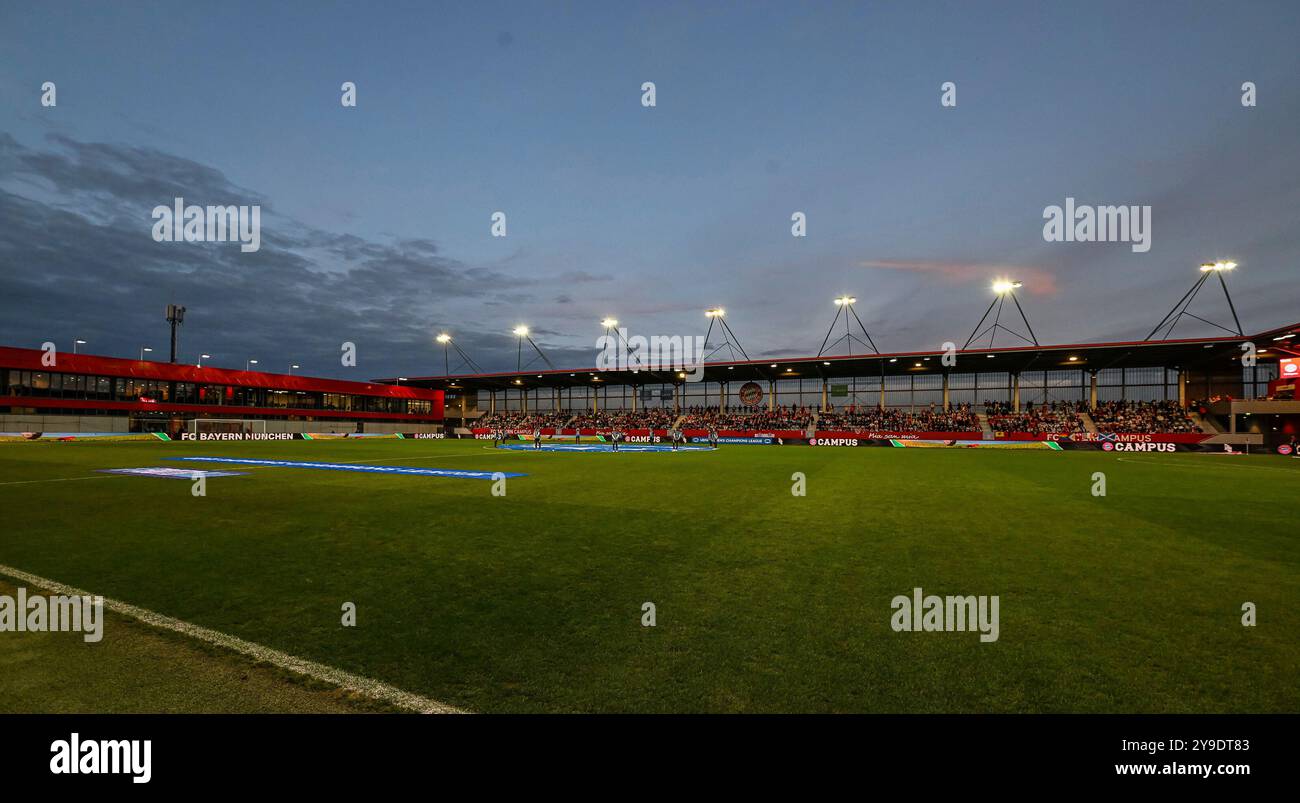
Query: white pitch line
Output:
[[0, 563, 467, 715], [1115, 456, 1300, 474], [0, 475, 120, 487]]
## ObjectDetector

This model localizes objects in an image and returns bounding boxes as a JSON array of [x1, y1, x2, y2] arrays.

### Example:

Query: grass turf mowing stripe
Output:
[[0, 562, 467, 715], [164, 457, 525, 479]]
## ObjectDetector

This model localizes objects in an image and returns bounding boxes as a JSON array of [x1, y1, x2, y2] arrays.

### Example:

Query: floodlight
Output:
[[436, 333, 452, 344], [834, 295, 857, 306], [992, 279, 1022, 294], [512, 325, 529, 337], [601, 318, 619, 328], [705, 308, 725, 318]]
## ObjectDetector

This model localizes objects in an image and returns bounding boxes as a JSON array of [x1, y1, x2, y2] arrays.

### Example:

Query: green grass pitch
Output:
[[0, 438, 1296, 713]]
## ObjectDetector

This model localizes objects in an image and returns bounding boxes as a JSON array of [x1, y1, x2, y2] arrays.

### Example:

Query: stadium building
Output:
[[0, 346, 444, 438], [392, 321, 1300, 453]]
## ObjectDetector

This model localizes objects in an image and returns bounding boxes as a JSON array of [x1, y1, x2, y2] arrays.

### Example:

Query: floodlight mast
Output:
[[817, 295, 880, 357], [435, 332, 485, 376], [513, 325, 555, 373], [702, 307, 749, 361], [963, 280, 1038, 349], [1144, 261, 1244, 340]]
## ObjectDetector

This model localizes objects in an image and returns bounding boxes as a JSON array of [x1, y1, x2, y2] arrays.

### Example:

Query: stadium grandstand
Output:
[[387, 317, 1300, 452]]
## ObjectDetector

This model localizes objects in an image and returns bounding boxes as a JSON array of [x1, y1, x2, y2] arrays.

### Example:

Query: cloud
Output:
[[0, 132, 540, 377]]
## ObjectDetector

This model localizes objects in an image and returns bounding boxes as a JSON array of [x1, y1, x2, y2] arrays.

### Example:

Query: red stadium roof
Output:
[[0, 346, 440, 401]]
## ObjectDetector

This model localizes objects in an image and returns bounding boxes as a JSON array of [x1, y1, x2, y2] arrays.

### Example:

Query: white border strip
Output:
[[0, 563, 467, 714]]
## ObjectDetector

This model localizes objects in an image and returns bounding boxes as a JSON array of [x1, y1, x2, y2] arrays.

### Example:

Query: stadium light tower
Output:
[[817, 295, 880, 357], [513, 325, 555, 373], [703, 307, 749, 361], [1144, 260, 1244, 340], [964, 280, 1039, 349], [600, 317, 637, 369], [435, 332, 485, 376], [73, 339, 86, 354]]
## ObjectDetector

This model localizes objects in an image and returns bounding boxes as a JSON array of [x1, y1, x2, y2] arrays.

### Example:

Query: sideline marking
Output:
[[1115, 456, 1299, 474], [0, 562, 467, 714], [0, 475, 119, 488]]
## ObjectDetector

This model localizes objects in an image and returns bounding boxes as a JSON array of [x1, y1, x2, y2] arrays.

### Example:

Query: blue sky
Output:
[[2, 1, 1298, 377]]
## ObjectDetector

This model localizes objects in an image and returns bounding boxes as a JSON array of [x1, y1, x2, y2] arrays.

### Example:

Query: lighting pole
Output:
[[964, 280, 1038, 349], [703, 307, 749, 361], [514, 325, 528, 373], [1145, 260, 1243, 340], [139, 346, 153, 360], [513, 325, 556, 373], [74, 339, 86, 354], [437, 333, 452, 375], [289, 364, 299, 376], [198, 354, 211, 368], [246, 359, 258, 371], [600, 317, 632, 369], [817, 295, 880, 356]]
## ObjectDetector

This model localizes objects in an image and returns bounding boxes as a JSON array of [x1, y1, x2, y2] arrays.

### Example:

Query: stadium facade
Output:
[[0, 346, 444, 438], [390, 321, 1300, 451]]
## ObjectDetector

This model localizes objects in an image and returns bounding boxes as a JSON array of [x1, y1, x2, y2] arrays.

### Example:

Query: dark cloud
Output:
[[0, 132, 556, 378]]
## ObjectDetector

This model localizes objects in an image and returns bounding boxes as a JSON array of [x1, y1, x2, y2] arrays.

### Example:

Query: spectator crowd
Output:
[[1091, 400, 1199, 433], [818, 403, 979, 433], [984, 400, 1086, 434]]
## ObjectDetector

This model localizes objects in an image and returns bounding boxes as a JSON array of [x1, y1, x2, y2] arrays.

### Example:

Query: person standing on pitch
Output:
[[708, 425, 718, 449], [611, 429, 621, 452], [533, 425, 543, 450]]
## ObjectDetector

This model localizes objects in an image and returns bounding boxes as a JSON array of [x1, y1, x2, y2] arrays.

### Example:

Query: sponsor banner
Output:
[[1277, 444, 1294, 455], [0, 432, 160, 442], [1062, 440, 1237, 452], [999, 432, 1211, 444], [398, 432, 446, 439], [179, 432, 299, 441], [96, 467, 248, 479], [690, 435, 777, 445], [888, 439, 1062, 449], [808, 436, 866, 447], [813, 430, 981, 441]]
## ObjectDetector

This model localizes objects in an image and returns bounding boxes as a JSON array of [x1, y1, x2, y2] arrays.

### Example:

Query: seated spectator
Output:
[[819, 403, 979, 433], [1090, 400, 1199, 433]]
